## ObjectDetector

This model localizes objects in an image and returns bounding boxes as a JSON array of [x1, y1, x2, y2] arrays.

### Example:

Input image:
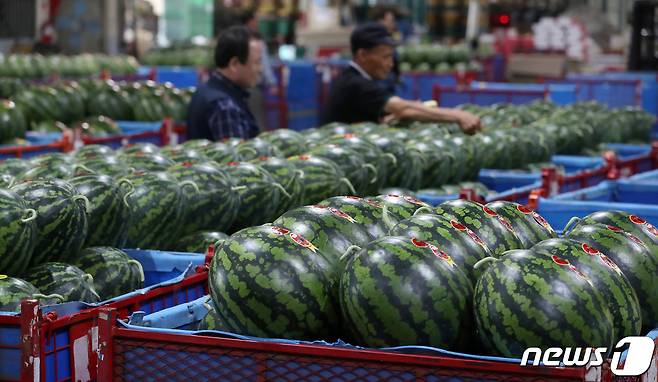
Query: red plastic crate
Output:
[[432, 85, 549, 107], [1, 269, 208, 382], [0, 129, 74, 159], [79, 119, 172, 148]]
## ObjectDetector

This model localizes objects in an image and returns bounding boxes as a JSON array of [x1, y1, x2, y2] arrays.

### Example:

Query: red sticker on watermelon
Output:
[[582, 243, 600, 255], [450, 220, 467, 231], [403, 196, 425, 206], [466, 229, 487, 247], [646, 224, 658, 237], [181, 161, 194, 167], [629, 215, 646, 225], [327, 207, 357, 223], [532, 212, 553, 231], [258, 156, 269, 161], [271, 226, 290, 236], [606, 225, 623, 232], [298, 155, 310, 161], [364, 199, 382, 209], [482, 206, 498, 217], [599, 254, 622, 274], [428, 244, 456, 267], [627, 233, 646, 247], [345, 196, 361, 200], [411, 238, 428, 248], [227, 161, 239, 166], [569, 265, 593, 286], [552, 255, 570, 266], [289, 232, 318, 252], [516, 204, 532, 214], [498, 217, 515, 233]]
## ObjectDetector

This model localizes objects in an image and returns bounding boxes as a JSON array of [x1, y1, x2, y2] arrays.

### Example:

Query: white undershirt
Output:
[[349, 61, 372, 81]]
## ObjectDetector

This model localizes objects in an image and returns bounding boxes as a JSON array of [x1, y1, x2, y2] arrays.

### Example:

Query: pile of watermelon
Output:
[[0, 53, 138, 79], [398, 43, 477, 73]]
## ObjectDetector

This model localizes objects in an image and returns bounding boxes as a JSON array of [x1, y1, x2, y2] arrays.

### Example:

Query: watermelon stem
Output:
[[127, 259, 145, 283], [20, 208, 37, 223], [340, 178, 357, 195], [340, 245, 362, 262], [118, 179, 135, 208], [271, 182, 292, 199], [231, 186, 247, 192], [562, 216, 581, 235], [72, 195, 91, 213], [362, 164, 378, 184], [381, 205, 397, 229], [413, 206, 435, 216], [294, 169, 305, 180], [180, 180, 200, 193], [473, 256, 498, 271], [384, 153, 398, 167], [72, 163, 94, 176], [32, 293, 65, 303]]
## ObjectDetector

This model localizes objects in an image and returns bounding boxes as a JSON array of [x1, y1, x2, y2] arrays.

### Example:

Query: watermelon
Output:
[[435, 199, 523, 256], [566, 223, 658, 330], [326, 134, 387, 195], [224, 162, 287, 231], [473, 249, 615, 358], [168, 162, 239, 236], [69, 174, 132, 248], [73, 144, 117, 161], [0, 189, 37, 276], [251, 156, 304, 218], [74, 247, 144, 300], [366, 194, 431, 222], [367, 132, 423, 190], [28, 152, 69, 168], [257, 129, 306, 157], [119, 152, 175, 172], [161, 145, 210, 165], [118, 142, 160, 156], [274, 205, 372, 278], [485, 201, 557, 248], [287, 155, 355, 205], [307, 144, 373, 196], [318, 122, 354, 137], [0, 158, 30, 177], [0, 275, 63, 312], [18, 161, 74, 181], [575, 210, 658, 259], [378, 188, 417, 198], [389, 213, 492, 284], [236, 138, 282, 161], [223, 137, 243, 147], [73, 156, 133, 178], [340, 236, 473, 348], [197, 297, 228, 331], [11, 179, 88, 266], [181, 139, 213, 150], [0, 100, 27, 141], [0, 174, 14, 188], [198, 141, 239, 164], [409, 139, 455, 188], [26, 262, 100, 303], [209, 224, 338, 340], [531, 238, 642, 340], [173, 231, 229, 253], [119, 171, 183, 250], [317, 196, 396, 240]]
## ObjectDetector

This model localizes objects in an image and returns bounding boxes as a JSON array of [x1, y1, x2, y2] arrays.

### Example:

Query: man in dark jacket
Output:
[[187, 26, 263, 141]]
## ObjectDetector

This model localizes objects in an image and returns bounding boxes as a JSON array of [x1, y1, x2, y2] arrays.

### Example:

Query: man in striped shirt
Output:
[[187, 26, 263, 141]]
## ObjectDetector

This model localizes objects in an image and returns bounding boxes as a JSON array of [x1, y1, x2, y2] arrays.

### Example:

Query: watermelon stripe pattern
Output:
[[26, 262, 100, 303], [209, 224, 338, 340], [287, 155, 353, 205], [0, 276, 40, 312], [0, 189, 36, 276], [74, 247, 143, 300], [340, 236, 473, 348], [485, 201, 557, 248]]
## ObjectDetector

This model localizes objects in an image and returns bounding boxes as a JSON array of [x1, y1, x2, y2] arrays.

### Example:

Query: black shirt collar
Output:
[[209, 71, 250, 100]]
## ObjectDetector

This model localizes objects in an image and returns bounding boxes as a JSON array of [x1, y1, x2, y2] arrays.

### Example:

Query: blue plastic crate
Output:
[[626, 168, 658, 184], [122, 249, 205, 286], [537, 181, 658, 230], [286, 61, 318, 102], [155, 66, 199, 88], [87, 120, 164, 148], [604, 143, 651, 159], [469, 82, 578, 106], [417, 73, 458, 101], [485, 181, 543, 205], [0, 132, 67, 160], [478, 170, 539, 192], [416, 192, 457, 206]]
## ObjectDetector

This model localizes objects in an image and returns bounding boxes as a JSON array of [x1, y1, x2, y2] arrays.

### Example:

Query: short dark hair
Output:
[[240, 9, 256, 25], [214, 26, 259, 68]]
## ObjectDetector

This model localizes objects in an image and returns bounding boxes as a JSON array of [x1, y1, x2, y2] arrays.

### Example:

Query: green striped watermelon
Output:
[[209, 224, 338, 339], [448, 135, 480, 181], [473, 249, 615, 358], [317, 196, 395, 240], [257, 129, 307, 157], [307, 145, 373, 196], [118, 142, 160, 156], [11, 179, 88, 266], [236, 138, 282, 161], [0, 276, 43, 312], [199, 141, 239, 164], [251, 156, 304, 218], [0, 189, 37, 276], [326, 134, 387, 196], [197, 297, 228, 331], [168, 162, 239, 236], [173, 231, 229, 253], [286, 155, 355, 205], [0, 158, 30, 177], [435, 199, 523, 256], [74, 247, 144, 300], [26, 262, 100, 303], [18, 162, 74, 181], [485, 201, 557, 248], [119, 171, 183, 250], [73, 144, 117, 161], [224, 162, 286, 231], [566, 223, 658, 331], [412, 138, 457, 188], [318, 122, 354, 137], [181, 139, 213, 150], [161, 145, 210, 165], [389, 213, 492, 284], [378, 188, 417, 198], [73, 156, 133, 178], [69, 174, 132, 248], [366, 194, 431, 222], [340, 236, 473, 348], [273, 205, 372, 279], [530, 238, 642, 340], [223, 138, 243, 147], [29, 152, 69, 168], [119, 152, 175, 172], [0, 174, 14, 188], [366, 133, 423, 191]]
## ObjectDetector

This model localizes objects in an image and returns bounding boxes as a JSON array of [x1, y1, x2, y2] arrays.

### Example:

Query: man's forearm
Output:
[[397, 102, 460, 123]]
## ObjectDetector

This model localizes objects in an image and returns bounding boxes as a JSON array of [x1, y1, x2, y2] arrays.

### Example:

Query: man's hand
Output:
[[453, 109, 481, 135]]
